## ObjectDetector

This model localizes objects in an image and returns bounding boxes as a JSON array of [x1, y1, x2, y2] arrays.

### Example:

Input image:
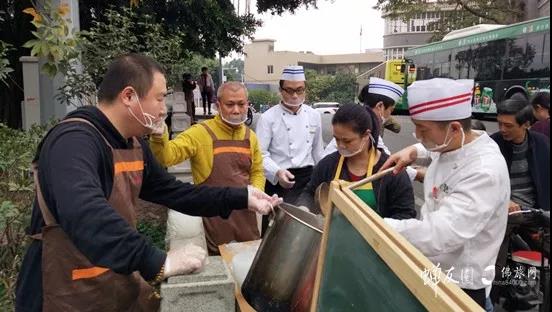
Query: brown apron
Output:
[[32, 118, 160, 312], [200, 123, 260, 255]]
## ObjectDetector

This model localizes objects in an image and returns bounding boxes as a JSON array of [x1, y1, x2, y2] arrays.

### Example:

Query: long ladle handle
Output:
[[346, 167, 396, 190]]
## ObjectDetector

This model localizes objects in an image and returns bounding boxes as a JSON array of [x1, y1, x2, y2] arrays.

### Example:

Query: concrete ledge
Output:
[[161, 256, 235, 312]]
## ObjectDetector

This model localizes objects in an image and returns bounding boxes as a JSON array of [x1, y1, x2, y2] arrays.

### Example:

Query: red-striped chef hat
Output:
[[407, 78, 474, 121]]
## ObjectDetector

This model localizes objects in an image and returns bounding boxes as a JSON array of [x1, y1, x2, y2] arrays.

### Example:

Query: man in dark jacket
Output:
[[15, 53, 280, 312], [491, 98, 550, 212], [490, 97, 550, 306]]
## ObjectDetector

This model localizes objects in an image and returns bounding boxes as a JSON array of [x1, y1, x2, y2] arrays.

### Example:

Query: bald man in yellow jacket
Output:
[[150, 82, 265, 255]]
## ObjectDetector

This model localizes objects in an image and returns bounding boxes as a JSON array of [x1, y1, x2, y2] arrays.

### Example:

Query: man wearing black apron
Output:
[[255, 66, 324, 235], [15, 54, 281, 312]]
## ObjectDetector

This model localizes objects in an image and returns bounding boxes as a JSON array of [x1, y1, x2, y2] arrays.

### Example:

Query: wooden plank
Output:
[[219, 242, 258, 312], [310, 200, 335, 312], [330, 183, 482, 311]]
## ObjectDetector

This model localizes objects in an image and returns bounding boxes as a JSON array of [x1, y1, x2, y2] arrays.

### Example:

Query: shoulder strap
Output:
[[199, 123, 218, 141], [244, 127, 251, 141], [62, 117, 113, 149], [334, 155, 345, 181], [31, 163, 57, 226]]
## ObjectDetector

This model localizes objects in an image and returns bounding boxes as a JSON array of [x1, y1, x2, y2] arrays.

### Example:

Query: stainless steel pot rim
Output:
[[277, 203, 324, 233]]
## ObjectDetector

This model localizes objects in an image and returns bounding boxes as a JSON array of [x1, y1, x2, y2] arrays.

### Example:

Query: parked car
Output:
[[312, 102, 340, 114]]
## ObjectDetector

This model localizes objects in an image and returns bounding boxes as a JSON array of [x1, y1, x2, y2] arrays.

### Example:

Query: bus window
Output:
[[526, 33, 548, 77], [454, 47, 472, 79], [543, 33, 550, 76], [434, 51, 452, 78], [473, 41, 504, 81], [504, 36, 528, 79]]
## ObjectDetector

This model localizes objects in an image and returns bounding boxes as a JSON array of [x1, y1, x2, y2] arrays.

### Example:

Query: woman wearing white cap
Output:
[[380, 78, 510, 308], [323, 77, 422, 182], [297, 104, 416, 220], [255, 65, 324, 234]]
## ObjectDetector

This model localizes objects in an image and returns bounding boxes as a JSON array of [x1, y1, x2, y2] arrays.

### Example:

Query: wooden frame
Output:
[[311, 180, 483, 312]]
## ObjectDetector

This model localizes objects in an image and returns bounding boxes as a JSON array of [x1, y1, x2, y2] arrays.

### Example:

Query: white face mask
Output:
[[283, 99, 304, 108], [128, 95, 162, 131], [220, 112, 247, 126], [338, 140, 364, 158], [412, 125, 464, 152], [337, 134, 373, 158]]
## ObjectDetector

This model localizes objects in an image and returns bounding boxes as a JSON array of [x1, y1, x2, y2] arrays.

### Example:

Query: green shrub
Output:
[[248, 89, 280, 111], [0, 123, 50, 310], [137, 221, 166, 251]]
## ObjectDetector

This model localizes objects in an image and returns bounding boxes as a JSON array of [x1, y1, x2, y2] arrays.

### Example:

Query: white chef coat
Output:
[[256, 103, 324, 185], [385, 131, 509, 292]]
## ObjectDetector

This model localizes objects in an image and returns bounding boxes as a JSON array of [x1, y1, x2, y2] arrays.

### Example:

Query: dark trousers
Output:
[[463, 288, 486, 309], [261, 166, 313, 236], [185, 93, 195, 123], [201, 90, 212, 115]]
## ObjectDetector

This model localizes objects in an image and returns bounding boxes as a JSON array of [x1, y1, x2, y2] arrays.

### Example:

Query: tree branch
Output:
[[454, 0, 501, 24]]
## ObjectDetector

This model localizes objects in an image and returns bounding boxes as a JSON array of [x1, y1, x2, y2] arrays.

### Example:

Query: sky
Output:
[[248, 0, 385, 55]]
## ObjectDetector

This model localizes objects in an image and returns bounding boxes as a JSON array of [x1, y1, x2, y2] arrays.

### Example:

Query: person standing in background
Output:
[[182, 73, 197, 124], [197, 66, 215, 116], [255, 65, 324, 234], [530, 91, 550, 137]]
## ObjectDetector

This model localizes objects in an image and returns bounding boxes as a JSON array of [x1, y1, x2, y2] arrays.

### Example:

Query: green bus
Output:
[[396, 16, 550, 118]]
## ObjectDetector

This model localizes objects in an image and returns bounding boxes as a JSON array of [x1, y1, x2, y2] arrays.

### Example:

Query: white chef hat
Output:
[[407, 78, 474, 121], [281, 65, 306, 81], [368, 77, 404, 103]]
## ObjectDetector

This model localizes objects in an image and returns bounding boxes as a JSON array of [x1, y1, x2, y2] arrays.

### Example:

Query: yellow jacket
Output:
[[149, 115, 265, 190]]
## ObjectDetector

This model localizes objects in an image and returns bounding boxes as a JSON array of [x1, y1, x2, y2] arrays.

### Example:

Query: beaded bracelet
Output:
[[150, 264, 165, 285]]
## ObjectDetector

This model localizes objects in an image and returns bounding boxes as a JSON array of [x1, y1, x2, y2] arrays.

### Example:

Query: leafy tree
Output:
[[306, 70, 357, 104], [223, 58, 244, 81], [23, 5, 220, 106], [0, 11, 13, 86], [22, 2, 79, 77], [373, 0, 527, 41], [256, 0, 320, 14], [78, 0, 260, 58], [0, 41, 13, 87], [248, 89, 280, 110]]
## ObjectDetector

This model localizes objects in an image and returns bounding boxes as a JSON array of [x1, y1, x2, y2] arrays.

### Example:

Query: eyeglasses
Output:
[[281, 87, 306, 95]]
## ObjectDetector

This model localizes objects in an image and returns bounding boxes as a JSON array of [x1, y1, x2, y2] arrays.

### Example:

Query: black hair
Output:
[[201, 66, 208, 72], [531, 91, 550, 110], [182, 73, 192, 80], [509, 92, 529, 102], [497, 98, 534, 125], [471, 120, 486, 131], [357, 84, 395, 108], [97, 53, 165, 103], [332, 103, 380, 147]]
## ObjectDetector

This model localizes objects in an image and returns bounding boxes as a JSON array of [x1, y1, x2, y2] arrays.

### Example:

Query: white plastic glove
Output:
[[163, 243, 207, 279], [276, 169, 295, 189], [247, 185, 283, 215], [150, 120, 167, 137]]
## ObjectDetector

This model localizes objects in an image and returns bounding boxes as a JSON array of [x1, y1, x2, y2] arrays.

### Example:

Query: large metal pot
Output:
[[242, 203, 324, 312]]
